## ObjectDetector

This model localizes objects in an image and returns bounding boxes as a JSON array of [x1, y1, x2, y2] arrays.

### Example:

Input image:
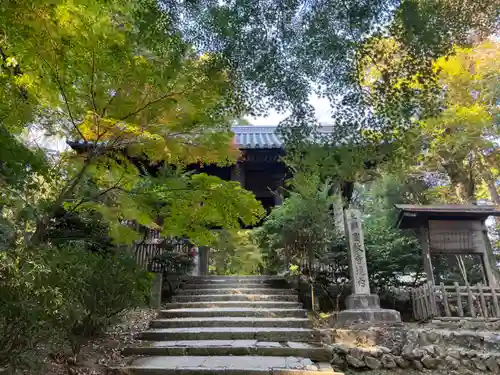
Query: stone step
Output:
[[173, 294, 299, 302], [108, 356, 340, 375], [150, 317, 312, 329], [181, 283, 283, 289], [184, 276, 285, 283], [178, 288, 297, 296], [123, 340, 330, 361], [138, 327, 317, 342], [163, 301, 302, 309], [159, 308, 308, 319]]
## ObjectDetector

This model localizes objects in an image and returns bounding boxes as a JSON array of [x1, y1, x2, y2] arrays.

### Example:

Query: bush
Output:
[[0, 249, 63, 369], [152, 245, 196, 300], [46, 246, 152, 355]]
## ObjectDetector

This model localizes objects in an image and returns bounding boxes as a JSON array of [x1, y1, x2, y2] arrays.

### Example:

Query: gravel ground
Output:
[[25, 308, 156, 375]]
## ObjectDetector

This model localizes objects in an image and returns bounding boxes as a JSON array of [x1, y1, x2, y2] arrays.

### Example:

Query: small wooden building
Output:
[[395, 204, 500, 287]]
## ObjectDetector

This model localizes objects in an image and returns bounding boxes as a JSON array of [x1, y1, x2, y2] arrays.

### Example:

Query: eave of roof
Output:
[[232, 126, 282, 149], [68, 125, 337, 151], [395, 204, 500, 229]]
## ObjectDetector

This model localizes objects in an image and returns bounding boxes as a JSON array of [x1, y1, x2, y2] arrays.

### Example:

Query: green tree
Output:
[[359, 39, 499, 204], [360, 174, 427, 290], [211, 230, 264, 275], [256, 171, 340, 272], [418, 41, 499, 203], [0, 0, 264, 246], [162, 0, 497, 133]]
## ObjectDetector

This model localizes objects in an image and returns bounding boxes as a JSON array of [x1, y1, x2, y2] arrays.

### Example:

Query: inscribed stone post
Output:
[[334, 209, 401, 326], [344, 209, 370, 295]]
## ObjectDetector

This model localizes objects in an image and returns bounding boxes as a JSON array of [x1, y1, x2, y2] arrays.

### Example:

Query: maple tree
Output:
[[0, 0, 263, 246]]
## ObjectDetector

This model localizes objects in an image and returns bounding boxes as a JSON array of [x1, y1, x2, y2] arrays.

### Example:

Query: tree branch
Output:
[[101, 88, 121, 117], [39, 54, 87, 142], [89, 49, 98, 114], [119, 90, 180, 122]]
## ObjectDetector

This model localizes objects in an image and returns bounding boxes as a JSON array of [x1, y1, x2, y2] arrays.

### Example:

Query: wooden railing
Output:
[[134, 229, 191, 272], [412, 282, 500, 320], [299, 258, 337, 274]]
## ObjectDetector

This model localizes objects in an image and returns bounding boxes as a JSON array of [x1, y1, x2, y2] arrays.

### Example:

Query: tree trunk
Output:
[[29, 158, 92, 247], [455, 178, 476, 203]]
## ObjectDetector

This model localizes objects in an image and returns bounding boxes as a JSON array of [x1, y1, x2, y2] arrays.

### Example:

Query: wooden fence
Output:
[[134, 229, 191, 272], [412, 282, 500, 320], [299, 258, 337, 274]]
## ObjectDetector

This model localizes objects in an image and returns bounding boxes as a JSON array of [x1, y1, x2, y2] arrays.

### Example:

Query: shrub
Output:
[[0, 249, 63, 369], [46, 246, 152, 355], [152, 245, 196, 299]]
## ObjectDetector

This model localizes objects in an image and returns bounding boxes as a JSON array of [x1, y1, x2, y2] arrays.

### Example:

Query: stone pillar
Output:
[[335, 209, 401, 326], [198, 246, 210, 276], [150, 272, 163, 309], [189, 246, 199, 276]]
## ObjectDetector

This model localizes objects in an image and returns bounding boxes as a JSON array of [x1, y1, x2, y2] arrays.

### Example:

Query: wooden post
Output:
[[429, 282, 438, 316], [420, 226, 435, 285], [411, 288, 417, 320], [466, 284, 476, 317], [454, 282, 464, 317], [231, 162, 245, 188], [491, 287, 500, 318], [422, 283, 430, 319], [481, 222, 498, 288], [478, 283, 488, 318], [441, 282, 451, 317], [415, 288, 422, 320]]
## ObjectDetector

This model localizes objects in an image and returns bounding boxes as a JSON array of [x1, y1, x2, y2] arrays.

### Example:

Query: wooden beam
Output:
[[420, 225, 435, 285]]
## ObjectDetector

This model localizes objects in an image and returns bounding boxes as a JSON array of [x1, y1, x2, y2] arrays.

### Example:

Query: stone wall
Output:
[[322, 324, 500, 373]]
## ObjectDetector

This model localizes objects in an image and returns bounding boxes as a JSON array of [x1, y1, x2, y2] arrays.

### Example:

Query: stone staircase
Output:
[[113, 276, 341, 374]]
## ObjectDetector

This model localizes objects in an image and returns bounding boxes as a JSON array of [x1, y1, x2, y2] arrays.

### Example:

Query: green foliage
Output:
[[0, 249, 63, 368], [154, 246, 196, 275], [417, 41, 499, 203], [360, 174, 427, 289], [45, 245, 151, 355], [0, 0, 265, 248], [360, 39, 500, 205], [163, 0, 498, 136], [46, 209, 115, 253], [256, 171, 340, 272], [211, 230, 264, 275]]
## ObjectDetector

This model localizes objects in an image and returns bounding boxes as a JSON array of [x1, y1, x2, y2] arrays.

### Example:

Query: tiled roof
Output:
[[232, 126, 282, 149], [68, 125, 334, 150], [231, 125, 336, 149]]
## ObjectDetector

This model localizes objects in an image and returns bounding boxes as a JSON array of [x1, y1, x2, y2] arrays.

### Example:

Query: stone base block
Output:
[[334, 293, 401, 327], [335, 308, 402, 327], [346, 294, 380, 309]]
